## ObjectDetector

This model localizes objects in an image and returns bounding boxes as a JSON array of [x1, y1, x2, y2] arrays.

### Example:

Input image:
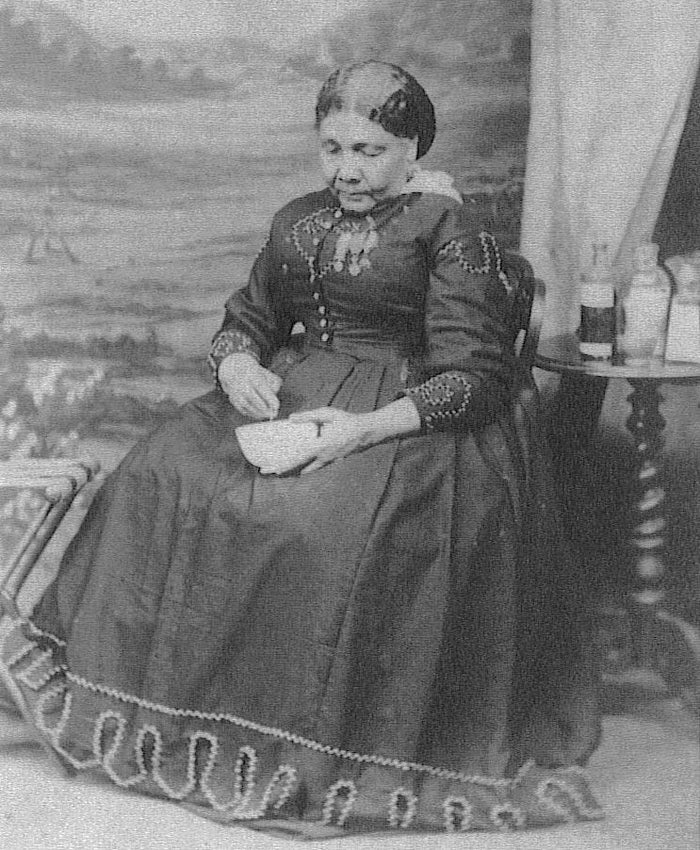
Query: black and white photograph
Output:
[[0, 1, 698, 848]]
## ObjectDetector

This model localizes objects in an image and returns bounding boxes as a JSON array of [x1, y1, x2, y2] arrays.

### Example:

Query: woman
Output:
[[3, 62, 602, 836]]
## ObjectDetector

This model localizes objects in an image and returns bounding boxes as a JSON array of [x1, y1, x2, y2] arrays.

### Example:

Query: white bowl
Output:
[[235, 419, 321, 473]]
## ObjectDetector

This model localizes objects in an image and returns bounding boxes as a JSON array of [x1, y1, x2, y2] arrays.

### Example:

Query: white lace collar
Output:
[[402, 168, 463, 204]]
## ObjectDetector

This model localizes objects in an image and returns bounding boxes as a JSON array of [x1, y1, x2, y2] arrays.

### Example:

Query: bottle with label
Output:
[[619, 243, 671, 365], [579, 242, 616, 360]]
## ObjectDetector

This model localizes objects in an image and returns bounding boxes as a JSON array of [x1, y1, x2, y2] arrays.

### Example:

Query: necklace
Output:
[[289, 199, 407, 347], [291, 203, 400, 283], [332, 216, 378, 277]]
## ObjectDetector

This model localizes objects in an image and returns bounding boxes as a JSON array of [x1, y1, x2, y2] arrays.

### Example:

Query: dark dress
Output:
[[3, 189, 602, 836]]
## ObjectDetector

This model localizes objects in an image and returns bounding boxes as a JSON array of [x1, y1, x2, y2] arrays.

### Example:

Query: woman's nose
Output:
[[336, 155, 361, 182]]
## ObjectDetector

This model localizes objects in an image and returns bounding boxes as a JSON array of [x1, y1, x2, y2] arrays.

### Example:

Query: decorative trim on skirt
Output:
[[1, 616, 604, 836]]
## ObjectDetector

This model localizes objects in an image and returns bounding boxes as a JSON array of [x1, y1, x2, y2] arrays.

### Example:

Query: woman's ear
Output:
[[406, 137, 419, 163]]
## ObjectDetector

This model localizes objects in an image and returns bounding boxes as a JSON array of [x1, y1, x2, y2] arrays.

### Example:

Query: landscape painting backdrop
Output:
[[0, 0, 530, 471], [0, 0, 531, 562]]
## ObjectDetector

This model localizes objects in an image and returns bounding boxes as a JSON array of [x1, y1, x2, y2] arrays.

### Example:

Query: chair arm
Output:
[[0, 459, 96, 489], [0, 459, 100, 618], [518, 277, 546, 370]]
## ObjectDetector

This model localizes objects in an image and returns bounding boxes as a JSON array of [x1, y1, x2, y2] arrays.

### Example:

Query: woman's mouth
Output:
[[336, 189, 374, 206]]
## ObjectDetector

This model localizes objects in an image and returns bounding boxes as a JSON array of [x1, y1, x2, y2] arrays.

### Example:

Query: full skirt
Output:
[[1, 348, 602, 836]]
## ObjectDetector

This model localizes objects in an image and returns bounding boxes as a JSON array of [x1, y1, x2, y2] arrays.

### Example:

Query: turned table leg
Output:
[[625, 378, 700, 710], [626, 380, 667, 611]]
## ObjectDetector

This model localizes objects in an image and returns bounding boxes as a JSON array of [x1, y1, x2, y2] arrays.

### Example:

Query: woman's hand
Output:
[[287, 408, 372, 473], [286, 398, 421, 474], [218, 353, 281, 420]]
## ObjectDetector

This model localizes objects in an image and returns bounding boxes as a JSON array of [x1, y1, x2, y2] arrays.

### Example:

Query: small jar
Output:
[[619, 244, 671, 364]]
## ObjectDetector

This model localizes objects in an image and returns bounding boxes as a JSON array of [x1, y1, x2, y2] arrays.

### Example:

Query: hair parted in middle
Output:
[[315, 61, 437, 159]]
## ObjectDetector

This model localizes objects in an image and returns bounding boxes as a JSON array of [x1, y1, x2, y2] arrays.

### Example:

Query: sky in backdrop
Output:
[[44, 0, 369, 43]]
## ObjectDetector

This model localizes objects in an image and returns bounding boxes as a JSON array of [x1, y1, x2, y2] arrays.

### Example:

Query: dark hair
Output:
[[315, 61, 436, 159]]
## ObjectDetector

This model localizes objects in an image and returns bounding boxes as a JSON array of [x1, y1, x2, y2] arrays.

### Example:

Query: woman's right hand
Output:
[[218, 353, 281, 420]]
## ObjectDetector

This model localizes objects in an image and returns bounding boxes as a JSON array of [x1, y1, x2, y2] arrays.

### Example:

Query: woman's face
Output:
[[318, 111, 418, 213]]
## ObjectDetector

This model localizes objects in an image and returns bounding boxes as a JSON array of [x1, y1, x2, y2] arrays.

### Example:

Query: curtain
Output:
[[654, 64, 700, 261], [521, 0, 700, 339]]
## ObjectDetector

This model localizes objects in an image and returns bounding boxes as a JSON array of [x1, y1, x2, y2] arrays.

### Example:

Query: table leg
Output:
[[625, 378, 700, 711], [626, 380, 666, 608]]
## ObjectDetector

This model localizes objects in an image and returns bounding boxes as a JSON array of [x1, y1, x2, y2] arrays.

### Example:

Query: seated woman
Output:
[[2, 61, 602, 836]]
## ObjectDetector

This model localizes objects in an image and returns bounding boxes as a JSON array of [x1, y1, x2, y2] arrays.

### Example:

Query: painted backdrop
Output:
[[0, 0, 531, 561]]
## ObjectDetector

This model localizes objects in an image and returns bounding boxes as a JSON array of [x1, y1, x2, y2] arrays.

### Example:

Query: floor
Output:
[[0, 682, 697, 850]]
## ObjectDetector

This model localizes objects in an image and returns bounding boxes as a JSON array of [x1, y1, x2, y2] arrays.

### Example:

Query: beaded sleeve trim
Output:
[[438, 230, 512, 293], [404, 371, 473, 432], [2, 618, 604, 831], [207, 329, 260, 380]]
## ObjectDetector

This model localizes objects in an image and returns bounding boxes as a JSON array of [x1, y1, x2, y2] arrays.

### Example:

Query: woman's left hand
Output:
[[287, 407, 372, 474]]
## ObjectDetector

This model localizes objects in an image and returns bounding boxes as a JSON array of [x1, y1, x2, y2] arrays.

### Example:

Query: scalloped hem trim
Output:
[[2, 616, 605, 833]]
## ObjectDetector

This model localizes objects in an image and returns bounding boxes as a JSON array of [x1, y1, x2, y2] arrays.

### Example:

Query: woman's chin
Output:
[[338, 195, 375, 213]]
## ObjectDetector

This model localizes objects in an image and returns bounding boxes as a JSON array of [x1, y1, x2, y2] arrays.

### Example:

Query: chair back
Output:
[[502, 251, 545, 370], [476, 253, 546, 534]]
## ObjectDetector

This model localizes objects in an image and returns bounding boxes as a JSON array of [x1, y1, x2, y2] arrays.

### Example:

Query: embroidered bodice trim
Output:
[[287, 202, 408, 349], [208, 210, 512, 415], [404, 372, 473, 432], [3, 618, 604, 832], [291, 206, 383, 282], [207, 329, 260, 380], [439, 231, 512, 294]]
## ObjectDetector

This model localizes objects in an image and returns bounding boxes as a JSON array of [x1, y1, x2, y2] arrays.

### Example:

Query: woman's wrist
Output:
[[359, 398, 421, 444], [208, 330, 260, 380]]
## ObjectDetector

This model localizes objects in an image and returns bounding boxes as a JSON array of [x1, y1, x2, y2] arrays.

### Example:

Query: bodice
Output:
[[273, 194, 431, 360], [210, 188, 516, 432]]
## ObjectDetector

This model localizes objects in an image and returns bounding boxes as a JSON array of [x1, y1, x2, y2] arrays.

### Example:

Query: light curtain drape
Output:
[[521, 0, 700, 339]]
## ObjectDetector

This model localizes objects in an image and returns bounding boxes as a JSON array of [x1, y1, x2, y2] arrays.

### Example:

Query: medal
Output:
[[332, 216, 379, 276]]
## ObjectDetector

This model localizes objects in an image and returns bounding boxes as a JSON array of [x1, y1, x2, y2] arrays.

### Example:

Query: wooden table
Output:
[[535, 334, 700, 710]]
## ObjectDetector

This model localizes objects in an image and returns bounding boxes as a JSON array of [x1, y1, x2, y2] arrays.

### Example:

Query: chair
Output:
[[500, 249, 547, 428], [502, 250, 546, 369], [0, 459, 100, 619], [0, 458, 99, 773]]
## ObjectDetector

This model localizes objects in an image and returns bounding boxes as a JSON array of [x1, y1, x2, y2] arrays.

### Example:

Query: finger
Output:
[[227, 393, 248, 413], [300, 457, 332, 474], [250, 384, 279, 418], [262, 371, 283, 393], [239, 390, 273, 419], [233, 397, 268, 420]]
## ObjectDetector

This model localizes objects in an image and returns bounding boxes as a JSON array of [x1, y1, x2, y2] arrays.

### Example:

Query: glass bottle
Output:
[[579, 242, 616, 361], [619, 243, 671, 365], [664, 260, 700, 363]]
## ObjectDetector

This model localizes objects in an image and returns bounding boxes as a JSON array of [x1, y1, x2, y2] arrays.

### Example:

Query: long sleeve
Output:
[[208, 223, 293, 377], [404, 208, 516, 432]]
